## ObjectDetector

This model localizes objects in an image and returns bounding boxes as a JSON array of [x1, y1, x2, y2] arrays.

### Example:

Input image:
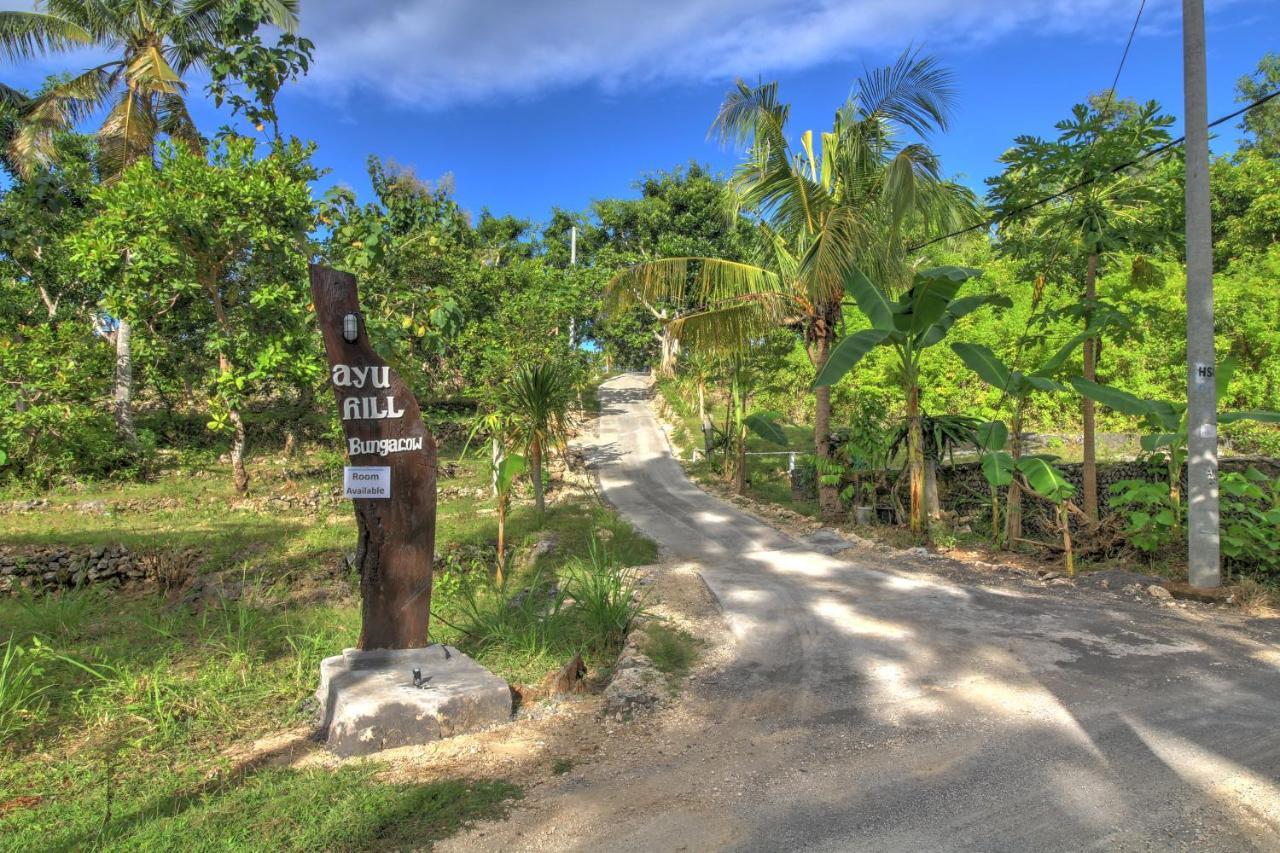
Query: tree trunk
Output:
[[991, 485, 1002, 546], [229, 406, 249, 494], [113, 319, 137, 447], [1081, 251, 1099, 520], [531, 437, 545, 514], [217, 347, 250, 495], [496, 501, 507, 586], [1059, 503, 1075, 577], [813, 330, 842, 521], [1004, 408, 1024, 547], [733, 425, 747, 494], [698, 383, 712, 456], [924, 460, 941, 521], [657, 330, 679, 378], [491, 436, 503, 497], [907, 384, 925, 535]]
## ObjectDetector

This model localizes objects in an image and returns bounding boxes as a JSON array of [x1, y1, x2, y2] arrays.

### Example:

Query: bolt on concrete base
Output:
[[315, 645, 512, 757]]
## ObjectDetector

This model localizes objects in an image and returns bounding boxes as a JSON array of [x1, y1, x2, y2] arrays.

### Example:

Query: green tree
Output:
[[610, 53, 976, 521], [0, 0, 301, 449], [987, 96, 1175, 521], [1236, 52, 1280, 158], [585, 163, 753, 375], [505, 362, 574, 515], [68, 137, 319, 492], [815, 266, 1009, 533]]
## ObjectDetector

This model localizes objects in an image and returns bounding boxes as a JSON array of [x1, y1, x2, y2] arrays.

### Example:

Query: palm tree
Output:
[[607, 51, 976, 521], [506, 362, 574, 515], [0, 0, 299, 445]]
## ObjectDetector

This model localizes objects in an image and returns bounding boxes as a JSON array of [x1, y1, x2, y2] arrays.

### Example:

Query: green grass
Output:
[[2, 762, 519, 852], [638, 624, 698, 680], [0, 440, 653, 849]]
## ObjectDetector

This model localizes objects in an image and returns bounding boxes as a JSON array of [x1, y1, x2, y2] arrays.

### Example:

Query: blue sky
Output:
[[2, 0, 1276, 227]]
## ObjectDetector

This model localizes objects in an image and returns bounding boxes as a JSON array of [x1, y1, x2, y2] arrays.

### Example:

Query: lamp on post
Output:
[[342, 312, 360, 344]]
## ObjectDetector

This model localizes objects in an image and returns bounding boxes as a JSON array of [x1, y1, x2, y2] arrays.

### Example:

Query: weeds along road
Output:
[[458, 373, 1280, 852]]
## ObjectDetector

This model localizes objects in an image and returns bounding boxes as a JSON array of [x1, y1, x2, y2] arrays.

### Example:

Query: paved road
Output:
[[475, 374, 1280, 852]]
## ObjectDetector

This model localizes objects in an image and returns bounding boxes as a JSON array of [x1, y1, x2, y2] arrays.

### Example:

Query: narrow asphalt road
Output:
[[467, 374, 1280, 852]]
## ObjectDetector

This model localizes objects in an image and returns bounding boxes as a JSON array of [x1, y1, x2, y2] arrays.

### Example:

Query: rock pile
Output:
[[602, 627, 665, 720], [2, 544, 152, 595]]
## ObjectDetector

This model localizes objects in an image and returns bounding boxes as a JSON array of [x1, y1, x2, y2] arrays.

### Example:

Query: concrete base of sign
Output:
[[315, 645, 512, 756]]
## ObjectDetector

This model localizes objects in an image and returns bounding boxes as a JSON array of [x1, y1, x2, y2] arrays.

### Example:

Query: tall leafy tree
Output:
[[0, 0, 301, 447], [987, 96, 1174, 521], [68, 137, 319, 493], [1236, 52, 1280, 159], [609, 52, 976, 520]]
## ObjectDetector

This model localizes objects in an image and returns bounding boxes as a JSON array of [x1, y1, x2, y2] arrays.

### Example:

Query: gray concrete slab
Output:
[[316, 644, 511, 757]]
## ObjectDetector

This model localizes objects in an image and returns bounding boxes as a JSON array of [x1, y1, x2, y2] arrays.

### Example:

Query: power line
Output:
[[907, 87, 1280, 253], [1106, 0, 1147, 108]]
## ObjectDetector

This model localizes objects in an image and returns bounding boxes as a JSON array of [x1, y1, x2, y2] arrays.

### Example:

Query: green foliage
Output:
[[638, 624, 698, 678], [1109, 479, 1180, 554], [815, 266, 1007, 389], [205, 0, 314, 139], [444, 536, 646, 680], [743, 412, 787, 445], [0, 634, 51, 742], [1235, 52, 1280, 159], [1016, 457, 1075, 504], [1221, 466, 1280, 574]]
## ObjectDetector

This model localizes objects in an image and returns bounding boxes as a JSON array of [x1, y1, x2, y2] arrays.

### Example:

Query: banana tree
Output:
[[951, 330, 1087, 545], [1070, 359, 1280, 533], [1017, 456, 1079, 576], [973, 421, 1014, 546], [493, 453, 526, 587], [719, 357, 788, 494], [814, 265, 1010, 534]]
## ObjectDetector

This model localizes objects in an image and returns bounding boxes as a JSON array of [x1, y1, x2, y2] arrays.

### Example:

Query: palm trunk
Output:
[[924, 460, 941, 520], [698, 383, 712, 456], [113, 320, 137, 447], [657, 330, 679, 378], [1004, 407, 1024, 547], [1081, 252, 1099, 521], [906, 381, 925, 534], [530, 437, 544, 514], [813, 329, 842, 521]]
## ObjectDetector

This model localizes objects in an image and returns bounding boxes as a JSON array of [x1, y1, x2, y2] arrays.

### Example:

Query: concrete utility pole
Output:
[[1182, 0, 1220, 588]]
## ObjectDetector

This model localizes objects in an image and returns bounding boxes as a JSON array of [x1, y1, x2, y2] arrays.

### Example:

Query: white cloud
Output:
[[298, 0, 1188, 107]]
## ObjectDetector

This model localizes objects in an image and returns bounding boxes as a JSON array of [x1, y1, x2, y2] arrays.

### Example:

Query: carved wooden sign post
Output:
[[310, 264, 437, 650]]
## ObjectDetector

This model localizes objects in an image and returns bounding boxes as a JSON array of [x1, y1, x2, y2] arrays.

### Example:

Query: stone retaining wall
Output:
[[0, 544, 171, 595]]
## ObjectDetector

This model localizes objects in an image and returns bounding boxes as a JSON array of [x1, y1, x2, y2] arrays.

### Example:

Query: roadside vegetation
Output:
[[1, 0, 1278, 844]]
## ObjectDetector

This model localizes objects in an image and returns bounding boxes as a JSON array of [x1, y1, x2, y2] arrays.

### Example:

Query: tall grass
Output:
[[0, 634, 51, 742], [562, 538, 646, 651], [440, 535, 647, 682]]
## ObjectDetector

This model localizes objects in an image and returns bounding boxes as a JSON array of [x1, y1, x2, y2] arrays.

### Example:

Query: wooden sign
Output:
[[310, 264, 437, 650]]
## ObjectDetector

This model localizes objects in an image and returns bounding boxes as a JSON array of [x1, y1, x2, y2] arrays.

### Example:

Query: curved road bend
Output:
[[504, 374, 1280, 851]]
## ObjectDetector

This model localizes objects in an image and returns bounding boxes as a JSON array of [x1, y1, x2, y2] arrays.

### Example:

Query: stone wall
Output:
[[0, 544, 182, 595], [791, 456, 1280, 535]]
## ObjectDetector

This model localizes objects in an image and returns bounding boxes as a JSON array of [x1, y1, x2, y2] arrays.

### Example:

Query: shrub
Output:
[[1109, 479, 1180, 555], [562, 539, 646, 652], [1221, 467, 1280, 576]]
